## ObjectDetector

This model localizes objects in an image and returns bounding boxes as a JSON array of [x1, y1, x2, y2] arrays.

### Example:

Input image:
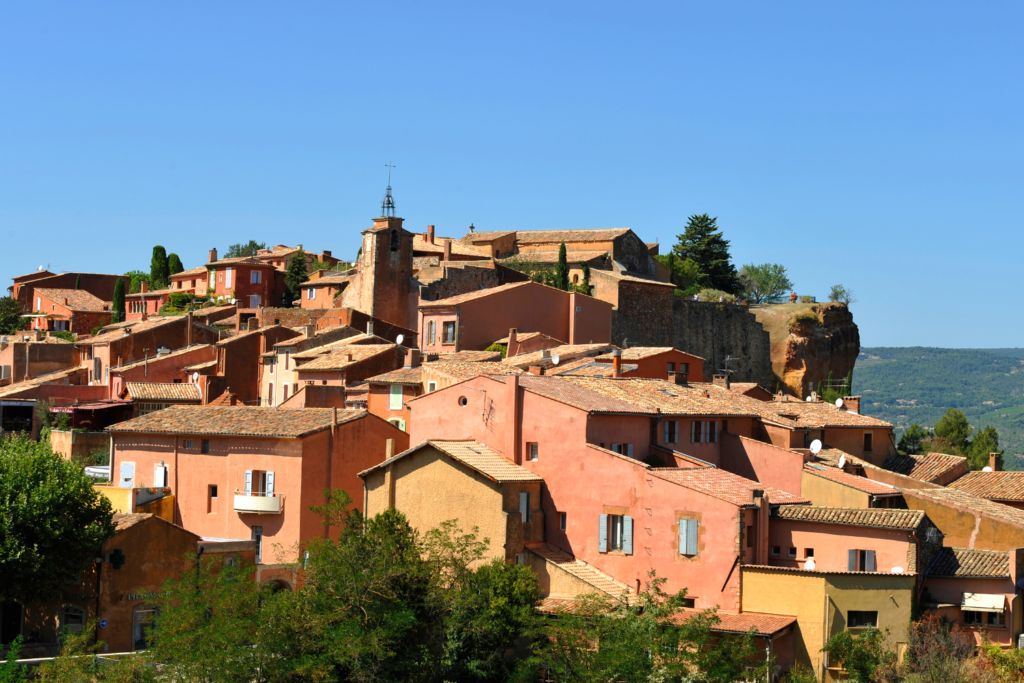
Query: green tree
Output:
[[554, 243, 570, 291], [967, 425, 1002, 471], [821, 628, 895, 683], [150, 246, 170, 290], [655, 253, 701, 295], [74, 274, 81, 290], [899, 424, 931, 455], [225, 240, 267, 258], [112, 278, 126, 324], [574, 261, 592, 295], [167, 253, 184, 277], [671, 214, 740, 294], [33, 620, 154, 683], [283, 250, 309, 305], [934, 408, 973, 452], [0, 296, 26, 334], [125, 270, 150, 294], [829, 284, 856, 305], [739, 263, 793, 304], [0, 436, 116, 602], [0, 636, 27, 683]]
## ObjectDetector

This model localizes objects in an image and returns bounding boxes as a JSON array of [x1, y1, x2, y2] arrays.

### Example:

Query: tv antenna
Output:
[[717, 355, 737, 376], [381, 162, 397, 217]]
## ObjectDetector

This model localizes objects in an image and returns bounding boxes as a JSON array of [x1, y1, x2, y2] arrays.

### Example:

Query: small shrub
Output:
[[51, 330, 75, 342], [790, 311, 820, 333], [697, 288, 736, 303], [798, 295, 815, 303], [485, 343, 507, 359], [784, 664, 818, 683]]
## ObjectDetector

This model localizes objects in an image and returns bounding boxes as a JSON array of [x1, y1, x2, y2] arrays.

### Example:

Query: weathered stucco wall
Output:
[[670, 300, 772, 384]]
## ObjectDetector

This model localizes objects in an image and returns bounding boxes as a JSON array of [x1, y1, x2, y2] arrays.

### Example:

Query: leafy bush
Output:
[[829, 284, 856, 305], [51, 330, 75, 342], [697, 288, 736, 303], [485, 343, 507, 359], [798, 295, 815, 303]]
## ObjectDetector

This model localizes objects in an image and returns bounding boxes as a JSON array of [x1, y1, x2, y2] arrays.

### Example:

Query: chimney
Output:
[[612, 348, 622, 378], [527, 366, 544, 376], [63, 298, 68, 305], [321, 250, 331, 259], [426, 225, 435, 245], [346, 353, 353, 362], [713, 374, 730, 390], [405, 349, 421, 369], [810, 391, 819, 402], [442, 240, 452, 262], [304, 323, 316, 339], [842, 395, 861, 415], [386, 438, 396, 460], [366, 320, 374, 336], [702, 389, 711, 399], [332, 406, 338, 429], [667, 371, 687, 386], [990, 453, 1001, 472], [208, 248, 218, 263], [186, 311, 193, 347], [541, 349, 551, 359], [505, 374, 521, 464], [141, 281, 149, 293]]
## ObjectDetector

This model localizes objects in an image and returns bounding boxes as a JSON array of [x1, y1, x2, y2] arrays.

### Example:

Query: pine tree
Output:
[[284, 250, 308, 305], [74, 275, 81, 290], [167, 253, 184, 277], [150, 246, 170, 290], [555, 243, 569, 291], [671, 214, 740, 294], [112, 278, 126, 324]]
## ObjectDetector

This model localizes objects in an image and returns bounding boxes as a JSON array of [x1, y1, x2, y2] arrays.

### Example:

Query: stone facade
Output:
[[671, 299, 772, 385]]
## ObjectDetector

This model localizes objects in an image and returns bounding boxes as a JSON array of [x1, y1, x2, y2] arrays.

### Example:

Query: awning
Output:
[[962, 593, 1005, 613]]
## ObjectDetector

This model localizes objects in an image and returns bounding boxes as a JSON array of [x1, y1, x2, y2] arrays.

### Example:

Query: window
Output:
[[691, 421, 701, 443], [427, 320, 436, 346], [667, 362, 675, 373], [559, 512, 567, 531], [848, 611, 878, 628], [153, 464, 168, 487], [722, 419, 729, 433], [119, 461, 135, 488], [519, 491, 531, 523], [864, 433, 873, 452], [184, 440, 193, 449], [707, 421, 717, 443], [788, 547, 797, 558], [746, 525, 754, 548], [267, 382, 274, 406], [390, 229, 400, 252], [389, 385, 403, 410], [251, 526, 263, 564], [388, 418, 407, 431], [443, 321, 456, 344], [664, 420, 678, 444], [284, 352, 290, 370], [208, 485, 218, 513], [201, 439, 210, 454], [987, 611, 1006, 627], [847, 549, 877, 572], [283, 384, 290, 401], [599, 514, 633, 554], [678, 519, 699, 556], [61, 605, 86, 636], [515, 553, 526, 566], [427, 381, 437, 393], [771, 545, 781, 556], [245, 470, 275, 496], [306, 287, 315, 300], [133, 606, 158, 651], [805, 548, 815, 558], [610, 444, 634, 457], [962, 611, 983, 625], [251, 270, 261, 284], [527, 443, 539, 461]]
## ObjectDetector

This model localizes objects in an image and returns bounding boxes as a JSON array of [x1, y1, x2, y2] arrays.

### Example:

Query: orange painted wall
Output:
[[599, 350, 705, 381], [367, 383, 418, 431], [768, 519, 914, 573], [720, 433, 805, 496], [300, 284, 345, 309], [924, 577, 1019, 647]]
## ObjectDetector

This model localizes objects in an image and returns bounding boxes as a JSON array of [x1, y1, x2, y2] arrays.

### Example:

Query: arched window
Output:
[[390, 230, 400, 252]]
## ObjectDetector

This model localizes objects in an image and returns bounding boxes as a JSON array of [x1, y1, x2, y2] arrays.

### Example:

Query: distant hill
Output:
[[855, 347, 1024, 471]]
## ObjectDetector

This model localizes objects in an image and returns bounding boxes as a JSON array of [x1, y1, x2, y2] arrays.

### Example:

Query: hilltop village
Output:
[[2, 208, 1023, 680]]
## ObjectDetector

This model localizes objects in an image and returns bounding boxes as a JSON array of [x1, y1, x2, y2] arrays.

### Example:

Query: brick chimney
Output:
[[713, 374, 730, 390], [426, 225, 435, 245], [507, 328, 519, 357], [304, 323, 316, 339], [141, 281, 149, 293], [990, 453, 1001, 471], [612, 349, 622, 378], [405, 349, 420, 368], [320, 250, 332, 260], [442, 240, 452, 262], [842, 396, 861, 414], [208, 248, 218, 263]]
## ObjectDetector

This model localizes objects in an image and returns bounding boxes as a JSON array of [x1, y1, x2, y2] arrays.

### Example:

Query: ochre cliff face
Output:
[[750, 303, 860, 398]]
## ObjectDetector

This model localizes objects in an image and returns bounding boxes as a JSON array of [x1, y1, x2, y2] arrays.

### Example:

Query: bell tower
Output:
[[357, 170, 412, 328]]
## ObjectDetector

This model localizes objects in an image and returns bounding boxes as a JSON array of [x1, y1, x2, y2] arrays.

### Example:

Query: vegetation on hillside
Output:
[[671, 214, 740, 294], [738, 263, 793, 304], [225, 240, 267, 258], [0, 296, 26, 334]]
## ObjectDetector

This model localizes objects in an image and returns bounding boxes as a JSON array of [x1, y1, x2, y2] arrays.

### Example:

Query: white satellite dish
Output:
[[983, 466, 993, 472], [395, 334, 404, 346], [835, 398, 844, 408], [809, 439, 823, 455], [838, 454, 846, 469], [891, 566, 904, 574], [804, 558, 816, 570], [551, 353, 560, 365], [805, 395, 814, 402], [192, 372, 199, 382]]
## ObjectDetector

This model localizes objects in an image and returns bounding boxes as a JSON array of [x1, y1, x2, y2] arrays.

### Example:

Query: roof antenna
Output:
[[381, 163, 396, 217]]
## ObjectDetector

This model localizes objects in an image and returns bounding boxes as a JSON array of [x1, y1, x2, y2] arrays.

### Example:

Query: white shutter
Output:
[[225, 267, 233, 288], [678, 521, 687, 555], [266, 471, 275, 496], [623, 516, 633, 555], [398, 419, 406, 432], [598, 514, 608, 553], [119, 462, 135, 488], [686, 520, 698, 555], [154, 465, 167, 488], [245, 470, 253, 495]]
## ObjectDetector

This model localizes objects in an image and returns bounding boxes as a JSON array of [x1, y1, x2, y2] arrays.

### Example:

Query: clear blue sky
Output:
[[2, 3, 1021, 347]]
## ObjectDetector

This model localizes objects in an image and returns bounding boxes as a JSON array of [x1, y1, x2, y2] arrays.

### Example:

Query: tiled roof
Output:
[[0, 367, 85, 398], [759, 398, 892, 429], [547, 358, 638, 377], [125, 383, 202, 402], [675, 610, 797, 637], [773, 505, 924, 530], [554, 377, 766, 419], [506, 375, 657, 415], [108, 406, 365, 438], [493, 331, 550, 345], [459, 230, 516, 243], [412, 235, 490, 258], [946, 471, 1024, 501], [803, 464, 901, 495], [113, 512, 152, 532], [360, 440, 542, 483], [501, 249, 609, 264], [365, 366, 423, 385], [83, 316, 181, 345], [813, 448, 861, 468], [207, 256, 267, 267], [526, 543, 631, 597], [743, 564, 917, 577], [300, 275, 355, 288], [171, 266, 209, 278], [35, 288, 109, 312], [902, 487, 1024, 528], [512, 228, 631, 244], [296, 344, 396, 372], [184, 359, 218, 372], [419, 281, 534, 308], [594, 347, 704, 362], [650, 467, 809, 507], [125, 288, 172, 298], [428, 361, 525, 380], [433, 350, 502, 362], [590, 269, 675, 287], [504, 344, 616, 369], [883, 452, 968, 483], [112, 345, 214, 371], [928, 547, 1010, 579], [290, 332, 389, 358]]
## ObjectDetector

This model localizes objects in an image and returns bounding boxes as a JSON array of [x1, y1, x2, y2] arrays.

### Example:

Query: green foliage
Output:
[[150, 245, 170, 290], [284, 250, 309, 305], [0, 435, 116, 602], [0, 296, 27, 334], [310, 258, 336, 273], [124, 270, 150, 294], [74, 274, 81, 290], [656, 253, 702, 297], [0, 636, 27, 683], [739, 263, 793, 304], [697, 288, 737, 303], [485, 342, 507, 359], [52, 330, 75, 342], [898, 423, 930, 455], [784, 664, 818, 683], [984, 642, 1024, 682], [817, 370, 853, 406], [574, 261, 592, 295], [112, 278, 126, 324], [162, 292, 209, 313], [822, 628, 894, 683], [934, 408, 973, 451], [167, 253, 184, 276], [967, 424, 1002, 471], [554, 243, 570, 291], [34, 620, 154, 683], [829, 284, 856, 305], [225, 240, 267, 258], [671, 213, 740, 294]]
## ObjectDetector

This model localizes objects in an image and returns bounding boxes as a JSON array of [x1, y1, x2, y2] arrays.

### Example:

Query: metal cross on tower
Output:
[[381, 163, 396, 217]]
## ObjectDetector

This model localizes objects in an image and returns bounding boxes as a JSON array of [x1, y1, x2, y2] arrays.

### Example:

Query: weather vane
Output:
[[381, 162, 396, 217]]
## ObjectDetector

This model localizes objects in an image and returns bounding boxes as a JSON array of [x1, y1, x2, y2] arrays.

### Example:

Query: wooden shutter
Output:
[[626, 444, 634, 457], [266, 471, 275, 496], [664, 421, 670, 442], [519, 491, 530, 523], [623, 516, 633, 555], [865, 550, 875, 572], [848, 549, 857, 571], [686, 520, 698, 555], [390, 385, 403, 410], [702, 421, 708, 443], [245, 470, 253, 495], [599, 514, 608, 553]]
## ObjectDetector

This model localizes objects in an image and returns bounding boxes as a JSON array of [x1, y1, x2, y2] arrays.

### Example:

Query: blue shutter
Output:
[[686, 520, 698, 556], [865, 550, 876, 572], [599, 514, 608, 553], [623, 516, 633, 555], [848, 549, 857, 571]]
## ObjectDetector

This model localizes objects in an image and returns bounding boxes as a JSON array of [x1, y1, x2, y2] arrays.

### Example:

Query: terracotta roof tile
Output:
[[459, 230, 516, 243], [429, 361, 525, 381], [433, 350, 502, 362], [290, 333, 390, 358], [773, 505, 924, 530], [365, 366, 423, 385], [83, 316, 182, 345], [113, 512, 152, 532], [300, 275, 356, 287], [743, 564, 917, 577], [508, 375, 657, 415], [526, 543, 631, 597], [928, 547, 1010, 578], [760, 398, 892, 429], [547, 358, 638, 377], [125, 383, 202, 402], [360, 440, 542, 483], [902, 487, 1024, 528], [107, 406, 364, 438], [493, 331, 553, 345], [946, 471, 1024, 502], [511, 228, 631, 244], [594, 347, 704, 361], [112, 345, 214, 371], [295, 344, 396, 372], [553, 377, 767, 419], [504, 344, 616, 369], [171, 266, 209, 278], [35, 288, 109, 312], [803, 464, 901, 495], [207, 256, 267, 267], [675, 610, 797, 636], [590, 269, 675, 286], [125, 288, 172, 298], [500, 249, 608, 264], [650, 467, 809, 506], [184, 359, 218, 372], [412, 235, 490, 257], [0, 367, 85, 398], [883, 452, 968, 483], [418, 281, 534, 308]]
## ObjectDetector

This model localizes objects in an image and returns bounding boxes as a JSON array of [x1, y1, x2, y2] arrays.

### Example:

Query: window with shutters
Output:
[[427, 381, 437, 393], [664, 420, 678, 444], [847, 549, 877, 572], [678, 518, 699, 557], [599, 513, 633, 554], [848, 611, 878, 628], [690, 421, 701, 443], [527, 443, 539, 461], [427, 320, 435, 346], [251, 270, 261, 284], [706, 421, 717, 443], [61, 605, 86, 635], [443, 321, 456, 344], [389, 385, 403, 410], [519, 491, 531, 523]]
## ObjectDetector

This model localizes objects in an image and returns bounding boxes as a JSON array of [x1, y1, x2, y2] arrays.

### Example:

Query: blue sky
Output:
[[2, 2, 1021, 347]]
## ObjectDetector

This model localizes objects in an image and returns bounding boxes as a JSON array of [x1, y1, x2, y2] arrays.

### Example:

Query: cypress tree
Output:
[[150, 246, 169, 290], [284, 250, 309, 305], [112, 278, 126, 324], [671, 214, 740, 294], [555, 243, 570, 291], [74, 274, 81, 290], [167, 253, 184, 277], [578, 262, 591, 294]]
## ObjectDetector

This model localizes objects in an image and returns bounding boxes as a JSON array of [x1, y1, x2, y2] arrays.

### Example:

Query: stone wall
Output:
[[670, 300, 772, 385], [609, 281, 674, 347]]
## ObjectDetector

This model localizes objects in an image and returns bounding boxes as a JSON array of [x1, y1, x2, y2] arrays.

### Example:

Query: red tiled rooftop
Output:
[[946, 471, 1024, 502], [360, 440, 541, 484], [107, 406, 365, 438], [883, 452, 968, 484], [761, 398, 892, 429], [295, 344, 396, 372], [594, 347, 705, 362], [504, 343, 615, 369], [773, 505, 924, 530], [35, 288, 109, 312], [124, 383, 202, 402], [428, 361, 524, 381], [365, 366, 423, 385], [650, 467, 809, 507], [803, 464, 901, 495], [902, 487, 1024, 528], [511, 228, 631, 244], [675, 610, 797, 637], [418, 281, 533, 308], [555, 377, 767, 419], [412, 234, 490, 258], [927, 547, 1010, 578]]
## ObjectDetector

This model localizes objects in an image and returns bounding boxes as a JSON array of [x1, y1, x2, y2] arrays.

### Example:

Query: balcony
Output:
[[233, 491, 284, 514]]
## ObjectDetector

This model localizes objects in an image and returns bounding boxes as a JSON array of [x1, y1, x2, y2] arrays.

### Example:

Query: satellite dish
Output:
[[551, 353, 560, 365], [192, 372, 199, 382], [838, 454, 847, 469], [810, 439, 823, 455], [835, 398, 844, 408], [395, 334, 404, 346], [805, 395, 814, 402], [804, 558, 816, 570], [983, 466, 993, 472], [891, 566, 904, 574]]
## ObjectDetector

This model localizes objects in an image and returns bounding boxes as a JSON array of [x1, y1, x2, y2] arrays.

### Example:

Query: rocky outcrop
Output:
[[750, 303, 860, 398]]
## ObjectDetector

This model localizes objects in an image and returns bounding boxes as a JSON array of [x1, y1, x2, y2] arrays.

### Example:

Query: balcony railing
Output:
[[233, 490, 284, 514]]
